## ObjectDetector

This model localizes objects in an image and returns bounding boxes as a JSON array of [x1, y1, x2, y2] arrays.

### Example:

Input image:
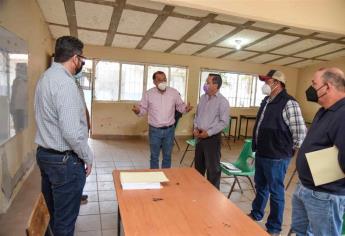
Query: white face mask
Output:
[[261, 84, 272, 95], [157, 82, 167, 91]]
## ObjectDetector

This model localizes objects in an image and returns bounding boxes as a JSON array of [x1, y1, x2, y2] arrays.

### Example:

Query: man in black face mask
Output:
[[292, 67, 345, 236], [34, 36, 93, 235]]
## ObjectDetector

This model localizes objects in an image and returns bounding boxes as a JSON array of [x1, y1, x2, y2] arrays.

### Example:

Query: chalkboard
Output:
[[0, 26, 28, 144]]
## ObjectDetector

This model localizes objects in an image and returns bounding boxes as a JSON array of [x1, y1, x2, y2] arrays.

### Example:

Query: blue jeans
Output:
[[149, 125, 175, 169], [36, 147, 86, 236], [292, 183, 345, 236], [251, 156, 290, 234]]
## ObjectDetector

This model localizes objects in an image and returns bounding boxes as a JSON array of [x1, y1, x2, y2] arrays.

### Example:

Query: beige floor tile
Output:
[[99, 201, 118, 214], [101, 213, 118, 230], [76, 214, 101, 232], [98, 190, 117, 201], [79, 202, 100, 215]]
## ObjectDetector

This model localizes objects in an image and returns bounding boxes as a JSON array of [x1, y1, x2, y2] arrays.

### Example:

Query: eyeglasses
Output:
[[76, 54, 86, 65]]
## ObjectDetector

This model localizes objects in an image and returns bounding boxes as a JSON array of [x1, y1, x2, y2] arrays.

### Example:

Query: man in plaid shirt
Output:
[[247, 70, 307, 236]]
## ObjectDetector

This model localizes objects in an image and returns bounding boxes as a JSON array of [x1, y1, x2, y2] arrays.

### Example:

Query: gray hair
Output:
[[321, 68, 345, 92]]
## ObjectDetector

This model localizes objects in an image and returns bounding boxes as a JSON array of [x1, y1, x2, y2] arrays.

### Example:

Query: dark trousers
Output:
[[194, 133, 221, 189], [36, 147, 86, 236], [251, 156, 290, 234]]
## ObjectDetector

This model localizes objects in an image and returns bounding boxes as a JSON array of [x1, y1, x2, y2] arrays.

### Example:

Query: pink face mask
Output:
[[203, 84, 209, 93]]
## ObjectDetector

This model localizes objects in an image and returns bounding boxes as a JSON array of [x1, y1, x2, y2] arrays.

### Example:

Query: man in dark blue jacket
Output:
[[248, 70, 307, 236]]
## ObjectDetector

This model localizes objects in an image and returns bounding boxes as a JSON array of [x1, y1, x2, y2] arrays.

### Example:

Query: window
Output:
[[94, 61, 119, 101], [200, 70, 265, 107], [94, 61, 187, 102], [121, 64, 144, 101], [147, 65, 187, 101]]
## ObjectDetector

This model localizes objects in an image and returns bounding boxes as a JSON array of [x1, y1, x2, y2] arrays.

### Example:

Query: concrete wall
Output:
[[0, 0, 53, 213]]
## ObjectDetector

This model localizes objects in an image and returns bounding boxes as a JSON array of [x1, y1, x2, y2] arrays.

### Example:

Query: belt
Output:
[[150, 124, 174, 129], [38, 146, 75, 155]]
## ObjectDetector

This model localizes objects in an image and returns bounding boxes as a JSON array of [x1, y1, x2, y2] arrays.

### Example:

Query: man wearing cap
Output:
[[248, 70, 307, 236]]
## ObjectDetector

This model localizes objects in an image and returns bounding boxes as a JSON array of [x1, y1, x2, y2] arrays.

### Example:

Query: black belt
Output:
[[150, 124, 174, 129], [38, 146, 75, 155]]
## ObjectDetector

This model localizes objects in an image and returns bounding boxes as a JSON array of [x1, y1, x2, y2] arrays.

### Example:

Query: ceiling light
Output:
[[235, 39, 242, 50]]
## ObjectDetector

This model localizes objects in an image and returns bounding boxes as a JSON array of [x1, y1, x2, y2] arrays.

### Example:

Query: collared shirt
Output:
[[34, 62, 93, 164], [138, 87, 187, 128], [256, 97, 307, 149], [297, 98, 345, 195], [194, 92, 230, 136]]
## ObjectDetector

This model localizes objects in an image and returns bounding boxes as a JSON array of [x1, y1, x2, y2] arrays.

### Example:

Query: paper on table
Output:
[[120, 171, 169, 183], [306, 146, 345, 186]]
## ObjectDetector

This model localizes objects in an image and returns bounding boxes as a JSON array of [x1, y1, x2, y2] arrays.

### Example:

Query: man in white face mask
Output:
[[132, 71, 193, 169], [248, 70, 307, 236]]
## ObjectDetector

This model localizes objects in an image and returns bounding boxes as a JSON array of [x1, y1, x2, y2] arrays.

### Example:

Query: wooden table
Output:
[[237, 115, 257, 140], [113, 168, 268, 236]]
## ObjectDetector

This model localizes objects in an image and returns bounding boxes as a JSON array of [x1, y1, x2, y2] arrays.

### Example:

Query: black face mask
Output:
[[305, 84, 327, 103], [75, 60, 85, 75]]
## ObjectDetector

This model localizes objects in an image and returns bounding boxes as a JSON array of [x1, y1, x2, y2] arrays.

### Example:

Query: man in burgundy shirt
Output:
[[132, 71, 192, 168]]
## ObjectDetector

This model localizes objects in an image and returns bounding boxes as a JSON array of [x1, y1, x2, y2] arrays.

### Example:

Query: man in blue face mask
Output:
[[248, 69, 307, 236], [292, 67, 345, 236]]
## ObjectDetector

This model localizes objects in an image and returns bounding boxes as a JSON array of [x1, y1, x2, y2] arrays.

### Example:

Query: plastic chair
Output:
[[221, 125, 231, 150], [179, 138, 197, 167], [220, 139, 256, 198]]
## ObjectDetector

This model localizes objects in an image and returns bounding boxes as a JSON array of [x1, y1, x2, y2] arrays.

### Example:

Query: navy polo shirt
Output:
[[296, 98, 345, 195]]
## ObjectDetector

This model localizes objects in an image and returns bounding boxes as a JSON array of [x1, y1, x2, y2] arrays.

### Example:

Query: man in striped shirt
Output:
[[248, 70, 307, 236], [35, 36, 93, 236]]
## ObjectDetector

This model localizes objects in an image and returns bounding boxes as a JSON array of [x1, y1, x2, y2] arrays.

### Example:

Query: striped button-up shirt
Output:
[[34, 62, 93, 164]]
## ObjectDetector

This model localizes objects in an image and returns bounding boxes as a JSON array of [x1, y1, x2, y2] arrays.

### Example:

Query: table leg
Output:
[[238, 117, 242, 140], [245, 118, 249, 139], [117, 206, 121, 236], [233, 118, 237, 143]]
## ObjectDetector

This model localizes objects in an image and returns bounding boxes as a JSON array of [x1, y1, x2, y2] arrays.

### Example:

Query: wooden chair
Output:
[[26, 193, 52, 236]]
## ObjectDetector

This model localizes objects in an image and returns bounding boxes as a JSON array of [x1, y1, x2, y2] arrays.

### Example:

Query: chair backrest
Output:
[[233, 139, 254, 172], [222, 116, 232, 134], [26, 193, 50, 236]]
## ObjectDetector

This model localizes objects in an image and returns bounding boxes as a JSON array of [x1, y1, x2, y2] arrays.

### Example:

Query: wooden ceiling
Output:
[[37, 0, 345, 68]]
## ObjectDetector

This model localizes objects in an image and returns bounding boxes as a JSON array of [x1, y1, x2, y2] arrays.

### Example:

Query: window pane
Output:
[[236, 74, 253, 107], [220, 73, 238, 107], [170, 67, 187, 101], [121, 64, 144, 100], [147, 66, 169, 90], [254, 76, 265, 106], [94, 61, 119, 101], [79, 59, 92, 89]]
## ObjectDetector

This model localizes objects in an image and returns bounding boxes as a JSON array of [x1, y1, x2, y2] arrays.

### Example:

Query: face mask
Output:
[[305, 84, 327, 103], [157, 82, 167, 91], [203, 84, 209, 93], [261, 84, 271, 95], [75, 62, 84, 75]]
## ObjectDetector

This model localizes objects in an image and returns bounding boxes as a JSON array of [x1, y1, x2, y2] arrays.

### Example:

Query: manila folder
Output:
[[306, 146, 345, 186]]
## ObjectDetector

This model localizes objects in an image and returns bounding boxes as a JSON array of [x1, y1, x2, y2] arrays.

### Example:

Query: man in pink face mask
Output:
[[248, 69, 306, 236]]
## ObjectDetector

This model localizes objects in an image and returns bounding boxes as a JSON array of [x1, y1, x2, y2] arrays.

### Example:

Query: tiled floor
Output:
[[0, 137, 299, 236]]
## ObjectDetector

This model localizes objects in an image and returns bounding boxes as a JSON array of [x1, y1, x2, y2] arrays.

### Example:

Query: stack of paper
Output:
[[306, 146, 345, 186], [120, 171, 169, 190], [220, 161, 241, 173]]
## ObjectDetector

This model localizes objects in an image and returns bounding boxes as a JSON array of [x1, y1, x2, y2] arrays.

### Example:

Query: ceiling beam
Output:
[[164, 13, 217, 53], [136, 5, 175, 49], [63, 0, 78, 37], [105, 0, 126, 46], [192, 21, 255, 56], [76, 0, 117, 7]]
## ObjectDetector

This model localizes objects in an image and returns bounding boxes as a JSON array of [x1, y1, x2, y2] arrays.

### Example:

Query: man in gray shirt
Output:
[[34, 36, 93, 236], [194, 73, 230, 189]]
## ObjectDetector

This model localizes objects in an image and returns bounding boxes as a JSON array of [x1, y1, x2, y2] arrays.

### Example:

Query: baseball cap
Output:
[[259, 70, 286, 84]]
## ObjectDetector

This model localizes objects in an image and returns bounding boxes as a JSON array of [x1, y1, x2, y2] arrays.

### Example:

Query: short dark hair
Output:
[[152, 71, 166, 80], [209, 73, 222, 89], [54, 36, 84, 63]]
